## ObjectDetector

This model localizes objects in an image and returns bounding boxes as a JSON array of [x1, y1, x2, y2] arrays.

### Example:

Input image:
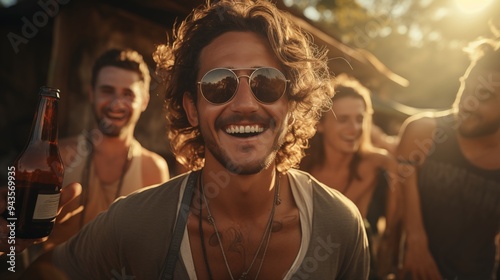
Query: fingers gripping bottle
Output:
[[11, 86, 64, 238]]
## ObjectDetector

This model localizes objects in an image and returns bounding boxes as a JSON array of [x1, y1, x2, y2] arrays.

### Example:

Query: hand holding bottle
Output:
[[0, 182, 81, 254], [0, 86, 81, 255]]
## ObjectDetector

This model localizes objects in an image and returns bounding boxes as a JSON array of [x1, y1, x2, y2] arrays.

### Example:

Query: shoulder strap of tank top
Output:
[[159, 170, 200, 280]]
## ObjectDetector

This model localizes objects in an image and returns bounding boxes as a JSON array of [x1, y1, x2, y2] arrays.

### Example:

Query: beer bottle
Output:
[[11, 86, 64, 238]]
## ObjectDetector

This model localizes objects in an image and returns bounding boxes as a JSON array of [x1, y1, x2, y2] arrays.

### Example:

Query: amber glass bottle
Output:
[[12, 86, 64, 238]]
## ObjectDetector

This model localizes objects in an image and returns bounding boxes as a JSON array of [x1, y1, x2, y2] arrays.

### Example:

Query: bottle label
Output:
[[32, 193, 60, 220]]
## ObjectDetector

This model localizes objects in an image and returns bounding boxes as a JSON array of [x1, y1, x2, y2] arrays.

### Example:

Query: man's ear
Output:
[[183, 92, 199, 127]]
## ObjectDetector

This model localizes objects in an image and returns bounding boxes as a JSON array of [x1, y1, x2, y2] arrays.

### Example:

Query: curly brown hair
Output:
[[154, 0, 334, 172]]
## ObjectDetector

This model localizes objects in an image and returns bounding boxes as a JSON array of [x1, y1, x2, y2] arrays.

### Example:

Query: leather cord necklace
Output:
[[199, 179, 214, 280], [79, 137, 132, 228], [199, 171, 281, 280]]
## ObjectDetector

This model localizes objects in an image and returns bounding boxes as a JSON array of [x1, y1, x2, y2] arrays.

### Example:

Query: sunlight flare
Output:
[[454, 0, 495, 14]]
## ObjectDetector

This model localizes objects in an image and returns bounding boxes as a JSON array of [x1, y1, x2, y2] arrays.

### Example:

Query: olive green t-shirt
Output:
[[53, 169, 369, 279]]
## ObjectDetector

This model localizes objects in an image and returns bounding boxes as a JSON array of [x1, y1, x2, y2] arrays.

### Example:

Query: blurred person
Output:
[[301, 74, 401, 279], [0, 48, 170, 278], [397, 37, 500, 280], [44, 48, 170, 250], [1, 1, 369, 279]]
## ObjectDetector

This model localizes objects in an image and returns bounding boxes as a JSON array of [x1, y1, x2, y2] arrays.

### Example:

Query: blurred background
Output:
[[1, 0, 499, 179]]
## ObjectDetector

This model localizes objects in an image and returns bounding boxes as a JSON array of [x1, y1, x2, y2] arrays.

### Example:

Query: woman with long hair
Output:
[[301, 74, 401, 278]]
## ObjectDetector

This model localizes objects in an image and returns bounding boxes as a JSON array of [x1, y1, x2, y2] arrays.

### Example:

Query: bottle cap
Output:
[[39, 86, 60, 99]]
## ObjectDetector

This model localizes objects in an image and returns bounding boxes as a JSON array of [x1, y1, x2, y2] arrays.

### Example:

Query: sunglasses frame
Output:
[[197, 67, 289, 105]]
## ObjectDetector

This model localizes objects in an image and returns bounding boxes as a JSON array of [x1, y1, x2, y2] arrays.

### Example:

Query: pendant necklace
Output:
[[79, 137, 132, 228], [199, 171, 281, 280]]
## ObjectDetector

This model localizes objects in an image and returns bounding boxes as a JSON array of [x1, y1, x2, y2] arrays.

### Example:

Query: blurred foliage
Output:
[[284, 0, 500, 108]]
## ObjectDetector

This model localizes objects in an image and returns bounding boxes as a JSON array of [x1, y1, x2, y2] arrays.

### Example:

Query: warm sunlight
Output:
[[454, 0, 495, 14]]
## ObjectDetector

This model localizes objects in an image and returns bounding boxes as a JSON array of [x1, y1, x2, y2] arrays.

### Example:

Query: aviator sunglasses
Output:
[[197, 67, 289, 104]]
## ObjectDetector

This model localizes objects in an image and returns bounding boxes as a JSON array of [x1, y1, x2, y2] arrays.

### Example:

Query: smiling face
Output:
[[183, 31, 290, 174], [91, 66, 149, 137], [318, 96, 366, 154], [457, 69, 500, 138]]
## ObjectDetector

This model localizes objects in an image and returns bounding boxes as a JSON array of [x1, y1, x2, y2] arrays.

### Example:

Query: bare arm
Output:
[[371, 150, 402, 278], [18, 250, 67, 280], [381, 152, 401, 235], [396, 115, 443, 280]]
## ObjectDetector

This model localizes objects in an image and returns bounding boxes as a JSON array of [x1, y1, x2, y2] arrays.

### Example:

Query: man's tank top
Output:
[[418, 114, 500, 279], [44, 134, 144, 249]]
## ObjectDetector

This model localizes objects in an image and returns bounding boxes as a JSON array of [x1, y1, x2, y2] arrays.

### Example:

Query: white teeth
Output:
[[226, 125, 264, 134], [106, 111, 126, 119]]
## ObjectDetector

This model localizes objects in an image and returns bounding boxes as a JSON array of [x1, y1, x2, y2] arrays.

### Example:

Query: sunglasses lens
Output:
[[200, 68, 287, 104], [200, 69, 238, 104], [250, 68, 286, 103]]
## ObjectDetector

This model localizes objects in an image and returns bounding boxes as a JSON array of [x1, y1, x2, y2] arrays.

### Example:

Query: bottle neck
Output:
[[29, 96, 59, 143]]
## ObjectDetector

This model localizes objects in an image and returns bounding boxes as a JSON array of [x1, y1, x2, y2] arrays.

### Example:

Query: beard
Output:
[[203, 116, 287, 175], [97, 118, 120, 137], [93, 107, 129, 137], [458, 112, 500, 138], [205, 140, 280, 175]]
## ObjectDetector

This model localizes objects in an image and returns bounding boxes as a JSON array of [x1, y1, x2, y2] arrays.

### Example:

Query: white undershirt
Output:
[[177, 171, 313, 279]]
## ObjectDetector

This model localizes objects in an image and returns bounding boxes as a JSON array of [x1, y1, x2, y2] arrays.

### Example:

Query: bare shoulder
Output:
[[398, 111, 450, 140], [140, 147, 170, 184], [396, 110, 451, 161], [140, 148, 168, 167], [398, 112, 442, 148]]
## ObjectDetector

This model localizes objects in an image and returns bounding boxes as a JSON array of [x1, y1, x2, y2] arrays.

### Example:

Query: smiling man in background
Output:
[[43, 48, 169, 250]]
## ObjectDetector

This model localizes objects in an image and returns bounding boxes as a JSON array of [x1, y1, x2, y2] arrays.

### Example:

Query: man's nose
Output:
[[108, 96, 129, 109], [229, 77, 259, 112]]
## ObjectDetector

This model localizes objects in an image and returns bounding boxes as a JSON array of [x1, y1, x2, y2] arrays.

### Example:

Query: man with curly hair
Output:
[[6, 1, 369, 279], [397, 37, 500, 280]]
